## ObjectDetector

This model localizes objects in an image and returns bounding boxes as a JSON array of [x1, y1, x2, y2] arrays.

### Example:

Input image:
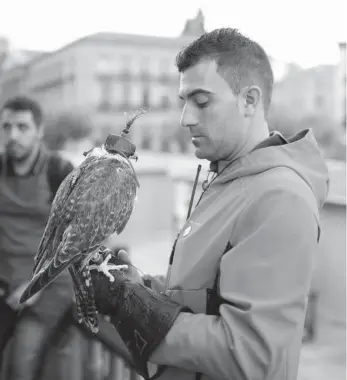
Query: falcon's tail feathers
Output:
[[19, 254, 80, 304], [69, 264, 99, 334]]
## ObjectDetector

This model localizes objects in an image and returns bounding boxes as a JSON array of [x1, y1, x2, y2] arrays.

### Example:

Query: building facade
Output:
[[272, 42, 347, 133], [272, 64, 338, 121], [336, 42, 346, 130], [0, 10, 290, 154], [0, 11, 208, 153]]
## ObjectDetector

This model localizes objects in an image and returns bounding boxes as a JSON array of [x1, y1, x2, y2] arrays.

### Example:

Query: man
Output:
[[0, 96, 74, 380], [91, 28, 330, 380]]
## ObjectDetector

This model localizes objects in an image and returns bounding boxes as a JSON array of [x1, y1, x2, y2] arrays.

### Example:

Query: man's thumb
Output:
[[117, 249, 132, 264]]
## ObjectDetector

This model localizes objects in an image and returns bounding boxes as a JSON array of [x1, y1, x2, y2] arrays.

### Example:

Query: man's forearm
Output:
[[142, 274, 167, 293], [92, 268, 188, 379]]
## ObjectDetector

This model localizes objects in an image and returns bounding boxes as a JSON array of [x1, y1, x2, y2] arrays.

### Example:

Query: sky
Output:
[[0, 0, 346, 69]]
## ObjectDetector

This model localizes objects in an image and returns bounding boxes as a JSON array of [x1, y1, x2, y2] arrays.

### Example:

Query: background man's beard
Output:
[[6, 145, 33, 163]]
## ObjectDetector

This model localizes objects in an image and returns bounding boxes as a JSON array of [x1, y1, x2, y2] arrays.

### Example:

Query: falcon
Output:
[[19, 110, 145, 333]]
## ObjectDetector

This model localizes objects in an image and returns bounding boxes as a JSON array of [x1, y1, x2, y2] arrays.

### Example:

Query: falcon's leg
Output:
[[89, 250, 128, 283], [69, 263, 99, 334]]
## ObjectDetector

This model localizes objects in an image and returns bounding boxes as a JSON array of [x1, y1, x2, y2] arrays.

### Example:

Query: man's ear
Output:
[[240, 85, 262, 117]]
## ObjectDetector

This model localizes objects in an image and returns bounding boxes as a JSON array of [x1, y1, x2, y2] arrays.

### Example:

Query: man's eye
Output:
[[2, 123, 10, 131], [194, 96, 209, 108], [18, 123, 28, 131], [196, 101, 209, 108]]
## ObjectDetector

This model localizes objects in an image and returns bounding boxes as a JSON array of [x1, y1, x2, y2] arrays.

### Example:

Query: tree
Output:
[[44, 110, 93, 150], [268, 104, 346, 161]]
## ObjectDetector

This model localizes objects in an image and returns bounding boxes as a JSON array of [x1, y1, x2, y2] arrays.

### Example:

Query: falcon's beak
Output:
[[130, 154, 138, 162], [83, 148, 93, 157]]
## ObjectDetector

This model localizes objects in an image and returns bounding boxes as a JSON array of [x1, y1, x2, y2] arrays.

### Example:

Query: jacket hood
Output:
[[212, 129, 329, 208]]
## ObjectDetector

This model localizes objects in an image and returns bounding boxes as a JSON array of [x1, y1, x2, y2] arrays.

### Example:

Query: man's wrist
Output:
[[142, 275, 152, 288], [108, 281, 190, 379], [142, 274, 167, 293]]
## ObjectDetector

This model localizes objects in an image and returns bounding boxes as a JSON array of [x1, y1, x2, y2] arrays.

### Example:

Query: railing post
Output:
[[108, 354, 126, 380], [65, 326, 86, 380]]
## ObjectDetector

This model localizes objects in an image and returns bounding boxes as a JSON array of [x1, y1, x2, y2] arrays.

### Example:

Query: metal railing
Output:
[[42, 304, 143, 380], [2, 303, 143, 380]]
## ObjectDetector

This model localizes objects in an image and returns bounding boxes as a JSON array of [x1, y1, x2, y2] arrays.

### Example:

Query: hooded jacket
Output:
[[147, 129, 329, 380]]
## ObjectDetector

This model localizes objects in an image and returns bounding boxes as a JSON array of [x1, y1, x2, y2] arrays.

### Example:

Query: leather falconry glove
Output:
[[90, 247, 191, 379]]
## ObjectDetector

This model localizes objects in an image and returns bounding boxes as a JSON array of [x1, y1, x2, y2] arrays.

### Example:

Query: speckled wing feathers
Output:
[[33, 166, 83, 273], [21, 155, 137, 302]]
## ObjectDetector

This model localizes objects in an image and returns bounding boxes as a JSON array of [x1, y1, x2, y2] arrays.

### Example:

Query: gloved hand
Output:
[[90, 247, 191, 380]]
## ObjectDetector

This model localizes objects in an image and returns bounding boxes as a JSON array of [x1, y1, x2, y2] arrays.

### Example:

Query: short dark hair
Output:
[[1, 95, 43, 126], [176, 28, 274, 115]]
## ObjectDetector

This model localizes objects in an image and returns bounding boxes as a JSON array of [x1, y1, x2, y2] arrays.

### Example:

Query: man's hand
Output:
[[115, 249, 144, 285], [89, 246, 189, 379], [113, 250, 167, 292], [90, 247, 141, 315], [89, 247, 143, 315]]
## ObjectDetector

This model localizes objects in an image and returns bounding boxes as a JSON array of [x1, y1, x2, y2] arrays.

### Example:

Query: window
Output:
[[98, 77, 113, 111], [118, 55, 132, 79], [120, 81, 130, 109], [147, 84, 170, 109], [147, 57, 160, 77], [97, 75, 137, 111], [159, 58, 175, 83], [128, 81, 144, 108], [160, 125, 172, 152], [161, 95, 170, 109], [159, 72, 171, 84], [139, 56, 149, 75], [142, 86, 150, 108], [141, 128, 152, 150], [160, 138, 171, 152], [128, 56, 141, 76], [175, 128, 190, 153], [148, 84, 162, 108], [96, 56, 113, 74]]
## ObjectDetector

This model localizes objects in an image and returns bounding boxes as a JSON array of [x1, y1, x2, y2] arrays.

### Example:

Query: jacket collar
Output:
[[209, 131, 288, 174]]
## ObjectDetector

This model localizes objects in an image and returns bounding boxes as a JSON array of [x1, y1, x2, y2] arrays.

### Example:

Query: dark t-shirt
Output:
[[0, 146, 74, 290]]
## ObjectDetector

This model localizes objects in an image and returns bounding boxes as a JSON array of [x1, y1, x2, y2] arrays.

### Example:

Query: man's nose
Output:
[[180, 105, 198, 128], [7, 126, 19, 140]]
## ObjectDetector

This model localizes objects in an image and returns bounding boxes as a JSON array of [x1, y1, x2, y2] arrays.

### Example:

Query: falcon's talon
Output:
[[89, 253, 128, 282]]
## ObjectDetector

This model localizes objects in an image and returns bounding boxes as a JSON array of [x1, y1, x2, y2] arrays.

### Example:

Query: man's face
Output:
[[1, 109, 43, 161], [178, 60, 247, 162]]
